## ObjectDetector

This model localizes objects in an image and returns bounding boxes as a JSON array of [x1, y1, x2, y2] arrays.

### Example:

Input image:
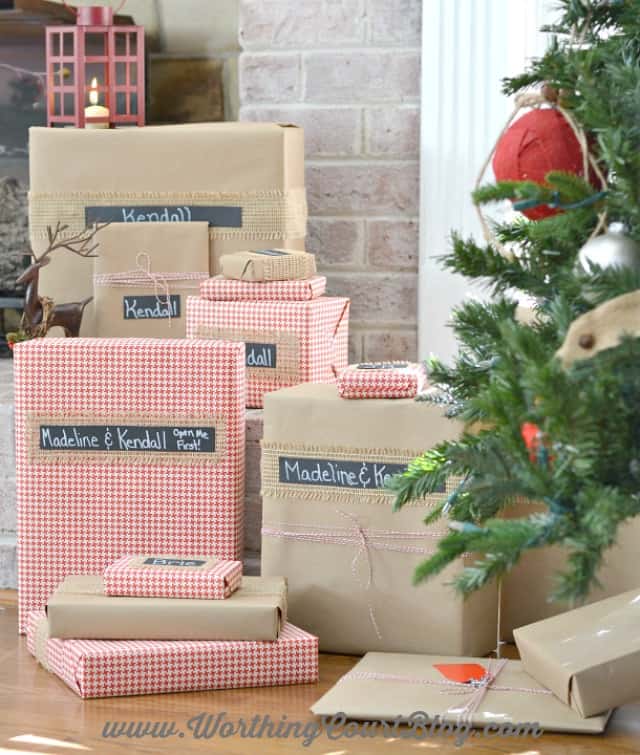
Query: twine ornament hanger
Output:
[[475, 87, 608, 260]]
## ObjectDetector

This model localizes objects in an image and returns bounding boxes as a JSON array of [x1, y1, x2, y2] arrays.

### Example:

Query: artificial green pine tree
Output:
[[389, 0, 640, 603]]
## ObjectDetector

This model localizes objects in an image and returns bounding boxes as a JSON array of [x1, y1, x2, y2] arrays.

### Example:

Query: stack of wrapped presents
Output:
[[13, 122, 640, 730]]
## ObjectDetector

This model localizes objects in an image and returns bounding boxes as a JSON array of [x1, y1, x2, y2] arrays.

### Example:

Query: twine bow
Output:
[[133, 252, 173, 325], [93, 252, 209, 326], [343, 660, 553, 725]]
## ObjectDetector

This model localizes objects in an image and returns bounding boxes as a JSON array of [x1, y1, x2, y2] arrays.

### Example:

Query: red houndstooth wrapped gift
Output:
[[186, 295, 349, 408], [14, 338, 246, 633], [26, 611, 319, 699], [103, 555, 243, 599], [201, 275, 327, 302], [337, 361, 428, 399]]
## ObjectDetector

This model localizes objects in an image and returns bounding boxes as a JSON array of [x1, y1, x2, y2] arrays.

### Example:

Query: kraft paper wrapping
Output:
[[220, 249, 316, 281], [29, 122, 306, 335], [47, 575, 287, 641], [310, 652, 610, 734], [261, 383, 498, 656], [500, 500, 640, 639], [93, 223, 210, 338], [515, 589, 640, 717]]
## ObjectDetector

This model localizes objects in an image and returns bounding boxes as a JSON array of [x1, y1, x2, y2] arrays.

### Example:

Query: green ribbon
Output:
[[513, 190, 607, 213]]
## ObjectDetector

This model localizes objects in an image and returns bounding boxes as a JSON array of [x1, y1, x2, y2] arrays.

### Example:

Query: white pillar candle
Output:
[[84, 77, 109, 129]]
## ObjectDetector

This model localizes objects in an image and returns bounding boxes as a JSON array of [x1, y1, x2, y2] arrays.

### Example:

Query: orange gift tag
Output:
[[434, 663, 487, 684]]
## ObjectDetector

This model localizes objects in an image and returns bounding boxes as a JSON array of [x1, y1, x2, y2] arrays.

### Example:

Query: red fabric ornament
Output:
[[493, 108, 591, 221]]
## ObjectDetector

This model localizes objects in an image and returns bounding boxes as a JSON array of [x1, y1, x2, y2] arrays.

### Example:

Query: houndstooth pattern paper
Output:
[[337, 362, 427, 399], [186, 296, 350, 408], [103, 555, 243, 599], [26, 611, 319, 699], [201, 275, 327, 302], [14, 338, 246, 633]]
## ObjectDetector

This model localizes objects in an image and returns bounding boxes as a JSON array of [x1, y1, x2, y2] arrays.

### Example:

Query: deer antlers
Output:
[[32, 220, 110, 264]]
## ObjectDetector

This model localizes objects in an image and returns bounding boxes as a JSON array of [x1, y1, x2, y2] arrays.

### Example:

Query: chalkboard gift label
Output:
[[279, 456, 407, 490], [28, 414, 223, 466], [246, 342, 277, 368], [195, 326, 299, 380], [262, 444, 445, 501], [142, 557, 208, 567], [86, 205, 242, 228], [123, 295, 181, 320]]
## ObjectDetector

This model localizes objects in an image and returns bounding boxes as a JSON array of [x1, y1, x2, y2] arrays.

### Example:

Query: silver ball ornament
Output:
[[577, 223, 640, 272]]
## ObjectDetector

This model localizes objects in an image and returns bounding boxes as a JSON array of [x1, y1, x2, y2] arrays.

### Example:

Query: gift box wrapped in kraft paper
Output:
[[28, 122, 306, 335], [220, 248, 316, 281], [499, 500, 640, 639], [514, 588, 640, 718], [310, 652, 610, 734], [186, 295, 349, 409], [93, 223, 210, 338], [27, 611, 318, 699], [260, 383, 498, 655], [14, 338, 246, 633], [103, 554, 242, 599], [47, 575, 286, 641]]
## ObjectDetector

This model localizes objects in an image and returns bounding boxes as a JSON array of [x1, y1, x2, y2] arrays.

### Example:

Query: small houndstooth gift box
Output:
[[103, 554, 243, 599]]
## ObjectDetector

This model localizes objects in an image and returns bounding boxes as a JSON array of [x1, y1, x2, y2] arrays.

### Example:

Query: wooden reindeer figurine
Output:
[[14, 221, 107, 340]]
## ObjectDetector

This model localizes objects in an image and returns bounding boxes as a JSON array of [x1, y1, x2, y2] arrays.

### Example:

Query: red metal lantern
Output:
[[45, 3, 145, 128]]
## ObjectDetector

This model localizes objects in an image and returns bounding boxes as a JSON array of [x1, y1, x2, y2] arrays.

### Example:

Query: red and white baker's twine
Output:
[[343, 659, 552, 724], [94, 252, 208, 327], [262, 514, 446, 640]]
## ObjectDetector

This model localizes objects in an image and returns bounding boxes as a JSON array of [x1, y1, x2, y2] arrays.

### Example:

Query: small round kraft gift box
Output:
[[103, 555, 243, 600], [337, 361, 428, 399]]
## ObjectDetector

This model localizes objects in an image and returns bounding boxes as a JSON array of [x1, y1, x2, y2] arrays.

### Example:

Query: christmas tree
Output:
[[389, 0, 640, 603]]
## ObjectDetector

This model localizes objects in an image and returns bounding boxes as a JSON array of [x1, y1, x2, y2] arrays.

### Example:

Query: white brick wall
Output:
[[239, 0, 421, 360]]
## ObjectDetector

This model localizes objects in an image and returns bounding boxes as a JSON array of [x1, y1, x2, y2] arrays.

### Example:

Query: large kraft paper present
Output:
[[14, 337, 246, 633], [500, 500, 640, 639], [29, 122, 306, 335], [515, 588, 640, 717], [261, 383, 498, 656], [27, 611, 318, 699], [47, 575, 286, 641], [93, 223, 210, 338], [310, 652, 610, 734], [186, 296, 349, 408]]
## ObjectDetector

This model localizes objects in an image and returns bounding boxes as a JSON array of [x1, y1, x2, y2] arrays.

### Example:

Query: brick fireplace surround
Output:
[[239, 0, 422, 363]]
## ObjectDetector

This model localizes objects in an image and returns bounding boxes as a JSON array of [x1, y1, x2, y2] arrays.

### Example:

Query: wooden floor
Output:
[[0, 590, 639, 754]]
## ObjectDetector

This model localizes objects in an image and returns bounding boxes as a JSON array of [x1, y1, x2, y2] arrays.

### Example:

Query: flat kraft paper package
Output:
[[93, 223, 210, 338], [14, 337, 246, 633], [220, 249, 316, 281], [29, 122, 306, 335], [200, 274, 327, 302], [27, 610, 318, 699], [47, 575, 286, 641], [514, 588, 640, 717], [310, 652, 610, 734], [186, 296, 349, 408], [500, 499, 640, 639], [260, 383, 498, 656], [103, 554, 242, 600]]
